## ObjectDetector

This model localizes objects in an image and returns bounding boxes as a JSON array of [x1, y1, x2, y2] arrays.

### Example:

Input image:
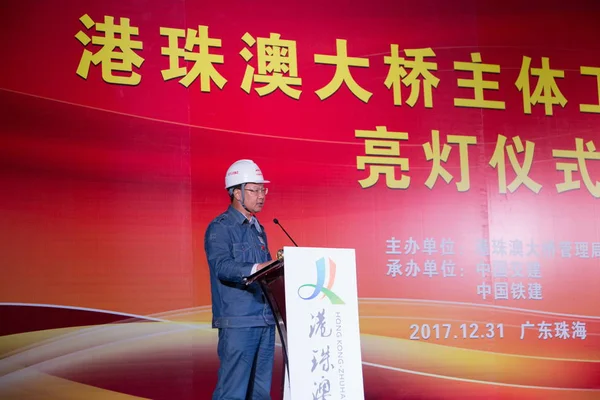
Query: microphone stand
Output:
[[273, 218, 299, 247]]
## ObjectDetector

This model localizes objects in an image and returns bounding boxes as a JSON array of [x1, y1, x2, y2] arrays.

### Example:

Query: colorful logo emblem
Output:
[[298, 257, 344, 304]]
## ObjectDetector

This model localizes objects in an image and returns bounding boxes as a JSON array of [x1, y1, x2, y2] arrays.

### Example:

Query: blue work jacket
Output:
[[204, 205, 275, 328]]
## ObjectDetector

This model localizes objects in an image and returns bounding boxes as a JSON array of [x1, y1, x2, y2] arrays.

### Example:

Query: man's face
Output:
[[239, 183, 268, 214]]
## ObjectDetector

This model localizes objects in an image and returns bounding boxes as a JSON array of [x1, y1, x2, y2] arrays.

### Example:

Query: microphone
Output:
[[273, 218, 299, 247]]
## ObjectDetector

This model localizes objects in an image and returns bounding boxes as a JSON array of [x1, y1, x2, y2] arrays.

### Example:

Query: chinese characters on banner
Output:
[[407, 320, 587, 341], [386, 236, 600, 302], [386, 237, 458, 278], [75, 14, 600, 114], [356, 127, 600, 197]]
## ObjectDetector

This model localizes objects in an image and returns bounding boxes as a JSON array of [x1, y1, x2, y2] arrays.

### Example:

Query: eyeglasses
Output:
[[245, 187, 269, 195]]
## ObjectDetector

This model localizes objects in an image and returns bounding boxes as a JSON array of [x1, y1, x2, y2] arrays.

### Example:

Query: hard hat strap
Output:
[[240, 183, 252, 214]]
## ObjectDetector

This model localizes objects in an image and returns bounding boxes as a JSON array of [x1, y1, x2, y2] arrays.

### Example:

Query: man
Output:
[[205, 159, 276, 400]]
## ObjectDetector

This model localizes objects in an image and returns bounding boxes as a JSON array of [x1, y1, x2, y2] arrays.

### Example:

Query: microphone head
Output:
[[273, 218, 279, 224]]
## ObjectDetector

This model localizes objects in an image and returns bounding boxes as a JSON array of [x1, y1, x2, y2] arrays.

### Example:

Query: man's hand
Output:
[[256, 260, 273, 271]]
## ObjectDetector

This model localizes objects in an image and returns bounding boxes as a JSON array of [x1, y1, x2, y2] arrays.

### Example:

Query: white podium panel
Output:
[[283, 247, 365, 400]]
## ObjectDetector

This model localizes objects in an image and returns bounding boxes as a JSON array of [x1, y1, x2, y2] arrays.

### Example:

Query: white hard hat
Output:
[[225, 159, 270, 189]]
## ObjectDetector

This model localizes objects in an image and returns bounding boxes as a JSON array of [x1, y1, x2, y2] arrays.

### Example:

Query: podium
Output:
[[244, 247, 365, 400], [243, 258, 289, 365], [243, 257, 290, 397]]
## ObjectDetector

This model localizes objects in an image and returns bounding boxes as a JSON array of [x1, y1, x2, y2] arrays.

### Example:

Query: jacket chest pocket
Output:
[[233, 242, 251, 262]]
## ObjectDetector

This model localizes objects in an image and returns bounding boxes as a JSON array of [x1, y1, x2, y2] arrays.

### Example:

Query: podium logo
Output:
[[298, 257, 345, 304]]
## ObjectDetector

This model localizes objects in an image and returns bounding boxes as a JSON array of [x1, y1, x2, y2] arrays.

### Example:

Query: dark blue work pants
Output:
[[213, 326, 275, 400]]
